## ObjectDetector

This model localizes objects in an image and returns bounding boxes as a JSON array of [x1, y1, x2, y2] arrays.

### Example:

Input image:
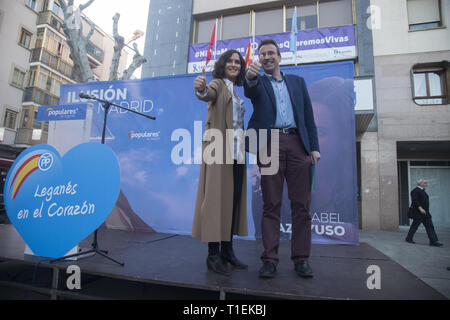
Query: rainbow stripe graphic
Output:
[[9, 154, 42, 200]]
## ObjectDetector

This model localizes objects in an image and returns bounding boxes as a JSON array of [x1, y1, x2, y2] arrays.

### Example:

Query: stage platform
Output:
[[0, 224, 446, 300]]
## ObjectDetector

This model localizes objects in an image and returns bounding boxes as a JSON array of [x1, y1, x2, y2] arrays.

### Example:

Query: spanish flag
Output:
[[205, 22, 216, 66], [245, 39, 253, 70], [9, 154, 41, 200]]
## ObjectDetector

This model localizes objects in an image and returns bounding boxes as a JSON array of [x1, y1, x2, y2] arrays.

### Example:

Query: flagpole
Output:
[[294, 6, 297, 66], [214, 18, 218, 63], [252, 11, 256, 62]]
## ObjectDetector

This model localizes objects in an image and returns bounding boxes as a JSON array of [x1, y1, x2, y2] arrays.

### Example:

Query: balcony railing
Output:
[[0, 127, 17, 145], [23, 87, 59, 106], [86, 40, 104, 63], [30, 47, 75, 79], [15, 128, 48, 146]]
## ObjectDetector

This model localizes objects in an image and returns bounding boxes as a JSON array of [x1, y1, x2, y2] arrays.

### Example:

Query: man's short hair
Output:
[[258, 39, 281, 56], [417, 179, 426, 185]]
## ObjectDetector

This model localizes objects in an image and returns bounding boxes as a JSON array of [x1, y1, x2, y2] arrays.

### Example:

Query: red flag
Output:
[[206, 23, 216, 66], [245, 39, 253, 70]]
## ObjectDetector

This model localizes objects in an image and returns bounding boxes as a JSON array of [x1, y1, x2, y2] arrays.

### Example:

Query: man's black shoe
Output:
[[430, 242, 443, 247], [405, 239, 415, 244], [295, 260, 313, 278], [206, 254, 230, 276], [221, 250, 248, 269], [259, 261, 276, 278]]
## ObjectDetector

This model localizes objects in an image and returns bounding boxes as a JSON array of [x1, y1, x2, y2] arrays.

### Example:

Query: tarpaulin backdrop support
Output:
[[55, 61, 358, 245]]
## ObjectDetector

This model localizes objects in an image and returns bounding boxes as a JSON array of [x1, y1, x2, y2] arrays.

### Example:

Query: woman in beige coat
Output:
[[192, 49, 248, 276]]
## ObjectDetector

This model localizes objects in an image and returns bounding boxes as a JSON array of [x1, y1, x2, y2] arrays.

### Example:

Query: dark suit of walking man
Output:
[[406, 179, 443, 247], [244, 39, 320, 278]]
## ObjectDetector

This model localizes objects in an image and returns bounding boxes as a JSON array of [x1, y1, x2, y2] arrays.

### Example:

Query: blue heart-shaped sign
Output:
[[4, 143, 120, 258]]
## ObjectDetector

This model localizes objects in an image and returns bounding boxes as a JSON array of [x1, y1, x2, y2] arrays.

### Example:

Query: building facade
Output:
[[0, 0, 37, 146], [368, 0, 450, 230], [0, 0, 128, 149]]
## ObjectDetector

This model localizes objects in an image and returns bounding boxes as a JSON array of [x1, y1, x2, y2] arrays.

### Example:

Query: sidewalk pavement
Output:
[[359, 226, 450, 299]]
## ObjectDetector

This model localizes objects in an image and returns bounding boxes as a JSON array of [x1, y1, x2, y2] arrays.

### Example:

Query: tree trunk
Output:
[[58, 0, 147, 82]]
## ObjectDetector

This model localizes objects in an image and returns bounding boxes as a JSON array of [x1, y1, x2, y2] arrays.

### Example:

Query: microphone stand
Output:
[[50, 93, 156, 266]]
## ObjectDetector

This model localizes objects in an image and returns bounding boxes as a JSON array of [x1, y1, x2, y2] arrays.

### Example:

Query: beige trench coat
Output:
[[191, 79, 248, 242]]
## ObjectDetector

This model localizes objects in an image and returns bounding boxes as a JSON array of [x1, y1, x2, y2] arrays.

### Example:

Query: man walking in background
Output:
[[406, 179, 443, 247]]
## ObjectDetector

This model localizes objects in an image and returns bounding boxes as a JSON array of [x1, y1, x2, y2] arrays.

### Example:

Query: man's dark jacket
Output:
[[409, 186, 429, 220], [244, 74, 319, 154]]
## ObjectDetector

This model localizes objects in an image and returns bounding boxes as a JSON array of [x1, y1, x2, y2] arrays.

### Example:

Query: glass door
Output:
[[409, 167, 450, 228]]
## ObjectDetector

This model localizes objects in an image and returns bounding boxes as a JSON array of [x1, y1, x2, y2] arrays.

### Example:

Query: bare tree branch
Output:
[[57, 0, 67, 11], [109, 13, 125, 81], [86, 19, 95, 42], [121, 43, 147, 80], [79, 0, 95, 12], [132, 43, 141, 55], [58, 2, 146, 82], [112, 13, 120, 36]]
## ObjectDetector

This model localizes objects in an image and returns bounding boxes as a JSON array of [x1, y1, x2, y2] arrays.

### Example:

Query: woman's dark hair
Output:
[[258, 39, 281, 56], [212, 49, 246, 86]]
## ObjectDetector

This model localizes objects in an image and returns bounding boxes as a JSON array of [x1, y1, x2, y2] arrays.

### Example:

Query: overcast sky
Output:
[[74, 0, 151, 78]]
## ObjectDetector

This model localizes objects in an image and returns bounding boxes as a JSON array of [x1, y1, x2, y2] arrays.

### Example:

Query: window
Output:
[[318, 0, 353, 28], [26, 0, 37, 11], [37, 73, 47, 90], [255, 8, 283, 36], [19, 28, 33, 49], [46, 76, 53, 91], [57, 42, 63, 56], [26, 68, 37, 87], [51, 1, 64, 19], [222, 13, 250, 40], [287, 2, 318, 31], [194, 0, 355, 43], [21, 109, 30, 128], [35, 28, 44, 48], [52, 79, 61, 96], [412, 62, 449, 105], [3, 109, 17, 130], [407, 0, 442, 31], [33, 111, 41, 130], [196, 18, 218, 43], [11, 67, 26, 88]]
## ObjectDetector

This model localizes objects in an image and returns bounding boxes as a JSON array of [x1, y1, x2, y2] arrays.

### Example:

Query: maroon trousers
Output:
[[258, 132, 312, 265]]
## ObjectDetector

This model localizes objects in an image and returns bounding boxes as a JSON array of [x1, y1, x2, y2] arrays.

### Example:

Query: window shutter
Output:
[[407, 0, 440, 25]]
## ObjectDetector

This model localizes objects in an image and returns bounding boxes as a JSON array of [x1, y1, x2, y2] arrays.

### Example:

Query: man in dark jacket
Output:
[[405, 179, 443, 247], [244, 39, 320, 278]]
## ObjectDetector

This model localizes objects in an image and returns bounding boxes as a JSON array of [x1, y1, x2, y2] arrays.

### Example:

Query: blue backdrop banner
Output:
[[59, 61, 358, 245]]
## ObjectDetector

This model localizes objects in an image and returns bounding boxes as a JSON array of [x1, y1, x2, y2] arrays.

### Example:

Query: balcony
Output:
[[15, 128, 48, 146], [86, 40, 105, 64], [37, 11, 65, 35], [30, 47, 75, 79], [37, 10, 104, 65], [23, 87, 59, 106], [0, 128, 17, 145]]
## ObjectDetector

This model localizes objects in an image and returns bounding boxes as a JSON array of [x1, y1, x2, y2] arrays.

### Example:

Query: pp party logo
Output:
[[4, 143, 120, 259]]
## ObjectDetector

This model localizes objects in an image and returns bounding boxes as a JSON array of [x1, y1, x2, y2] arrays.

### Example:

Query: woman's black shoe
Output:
[[221, 250, 248, 269], [206, 254, 230, 276]]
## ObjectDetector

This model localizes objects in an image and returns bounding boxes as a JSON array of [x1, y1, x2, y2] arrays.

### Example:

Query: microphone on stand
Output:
[[79, 92, 94, 99]]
